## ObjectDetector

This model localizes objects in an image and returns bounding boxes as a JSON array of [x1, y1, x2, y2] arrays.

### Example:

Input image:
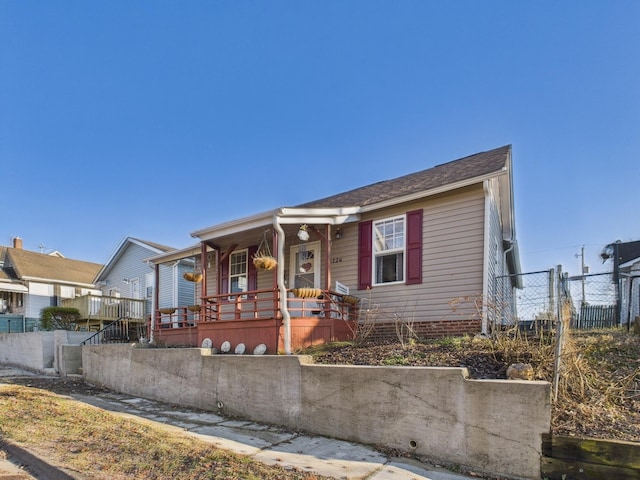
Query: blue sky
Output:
[[1, 1, 638, 275]]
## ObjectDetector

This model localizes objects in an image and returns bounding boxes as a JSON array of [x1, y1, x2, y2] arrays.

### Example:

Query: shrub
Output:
[[40, 307, 80, 331]]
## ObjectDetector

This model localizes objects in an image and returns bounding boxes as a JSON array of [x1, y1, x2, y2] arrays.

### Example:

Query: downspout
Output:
[[482, 181, 491, 336], [151, 263, 160, 344], [273, 213, 292, 354], [503, 240, 515, 328]]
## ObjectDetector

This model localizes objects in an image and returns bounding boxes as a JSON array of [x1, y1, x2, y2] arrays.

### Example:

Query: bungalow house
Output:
[[148, 145, 521, 353], [0, 237, 103, 332]]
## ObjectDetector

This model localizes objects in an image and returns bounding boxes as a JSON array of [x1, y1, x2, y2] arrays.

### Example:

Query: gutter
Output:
[[19, 277, 97, 289], [273, 213, 292, 355]]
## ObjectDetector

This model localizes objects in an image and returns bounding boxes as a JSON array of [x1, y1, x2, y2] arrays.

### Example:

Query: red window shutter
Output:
[[358, 220, 373, 290], [220, 257, 229, 294], [248, 245, 258, 294], [406, 209, 423, 285]]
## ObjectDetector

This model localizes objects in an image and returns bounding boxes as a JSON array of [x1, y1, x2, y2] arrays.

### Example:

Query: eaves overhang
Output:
[[20, 277, 97, 289], [275, 207, 361, 225], [189, 207, 362, 244], [0, 282, 28, 293], [190, 209, 279, 242], [359, 169, 508, 213], [145, 245, 202, 265]]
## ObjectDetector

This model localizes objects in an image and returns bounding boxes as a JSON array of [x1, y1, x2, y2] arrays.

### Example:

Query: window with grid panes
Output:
[[373, 216, 405, 284]]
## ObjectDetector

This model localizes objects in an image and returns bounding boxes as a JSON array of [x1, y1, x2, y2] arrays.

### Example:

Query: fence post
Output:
[[552, 265, 563, 403], [548, 268, 555, 319]]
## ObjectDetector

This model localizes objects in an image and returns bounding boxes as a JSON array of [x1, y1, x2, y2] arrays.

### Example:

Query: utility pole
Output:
[[576, 246, 586, 306], [580, 245, 586, 306]]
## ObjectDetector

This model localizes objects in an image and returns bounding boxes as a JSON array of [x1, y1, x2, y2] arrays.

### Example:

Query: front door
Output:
[[289, 241, 321, 289]]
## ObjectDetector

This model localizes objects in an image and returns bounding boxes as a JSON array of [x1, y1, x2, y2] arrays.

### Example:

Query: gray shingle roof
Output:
[[296, 145, 511, 208]]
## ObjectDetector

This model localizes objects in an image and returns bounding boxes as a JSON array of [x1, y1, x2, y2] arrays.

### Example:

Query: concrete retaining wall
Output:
[[82, 344, 551, 479], [0, 331, 93, 373]]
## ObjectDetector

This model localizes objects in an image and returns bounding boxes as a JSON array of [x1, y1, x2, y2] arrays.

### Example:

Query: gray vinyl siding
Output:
[[333, 185, 486, 323], [158, 264, 175, 310], [100, 242, 158, 317], [98, 241, 198, 313], [200, 185, 487, 325], [177, 261, 198, 307], [486, 178, 504, 323], [100, 244, 153, 297]]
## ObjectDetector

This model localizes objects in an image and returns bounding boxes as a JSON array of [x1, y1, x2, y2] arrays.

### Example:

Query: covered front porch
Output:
[[148, 207, 362, 353], [152, 287, 359, 353]]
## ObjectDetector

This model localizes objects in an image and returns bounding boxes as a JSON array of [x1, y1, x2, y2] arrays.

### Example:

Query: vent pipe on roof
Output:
[[12, 237, 23, 249]]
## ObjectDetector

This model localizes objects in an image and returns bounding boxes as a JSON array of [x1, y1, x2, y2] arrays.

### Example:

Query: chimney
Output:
[[12, 237, 23, 249]]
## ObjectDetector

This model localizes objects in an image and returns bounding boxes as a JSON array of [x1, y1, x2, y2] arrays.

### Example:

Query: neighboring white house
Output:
[[0, 237, 103, 332]]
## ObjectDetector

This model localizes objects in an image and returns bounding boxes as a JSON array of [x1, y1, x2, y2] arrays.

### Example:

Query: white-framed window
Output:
[[229, 249, 248, 294], [373, 215, 405, 285], [60, 286, 76, 299], [145, 273, 154, 298], [107, 288, 121, 304]]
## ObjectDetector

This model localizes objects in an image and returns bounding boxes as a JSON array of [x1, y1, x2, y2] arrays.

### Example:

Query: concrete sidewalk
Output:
[[0, 366, 482, 480]]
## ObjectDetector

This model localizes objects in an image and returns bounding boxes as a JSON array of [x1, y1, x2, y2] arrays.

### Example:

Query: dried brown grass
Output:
[[0, 384, 328, 480]]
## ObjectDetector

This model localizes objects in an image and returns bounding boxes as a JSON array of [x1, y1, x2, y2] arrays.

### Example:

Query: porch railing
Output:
[[62, 295, 146, 322], [154, 288, 360, 327], [81, 318, 147, 345]]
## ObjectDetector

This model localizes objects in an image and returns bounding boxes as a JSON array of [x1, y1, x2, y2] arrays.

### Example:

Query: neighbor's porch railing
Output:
[[62, 295, 146, 322], [154, 288, 360, 328]]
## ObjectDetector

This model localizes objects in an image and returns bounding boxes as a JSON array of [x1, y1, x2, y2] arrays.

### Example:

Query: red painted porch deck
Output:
[[152, 289, 359, 354]]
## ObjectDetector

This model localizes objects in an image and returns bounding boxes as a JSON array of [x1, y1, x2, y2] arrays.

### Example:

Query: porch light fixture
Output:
[[297, 224, 310, 242], [335, 228, 342, 240], [122, 278, 130, 284]]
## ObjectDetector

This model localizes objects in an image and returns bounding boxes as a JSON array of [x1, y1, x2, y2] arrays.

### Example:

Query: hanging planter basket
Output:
[[342, 295, 360, 305], [159, 308, 176, 315], [253, 255, 277, 271], [183, 272, 203, 283], [187, 305, 202, 312], [252, 230, 278, 271]]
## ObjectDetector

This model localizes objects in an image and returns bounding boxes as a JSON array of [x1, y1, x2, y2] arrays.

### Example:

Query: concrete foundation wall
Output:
[[0, 331, 93, 372], [0, 332, 54, 370], [82, 345, 550, 479]]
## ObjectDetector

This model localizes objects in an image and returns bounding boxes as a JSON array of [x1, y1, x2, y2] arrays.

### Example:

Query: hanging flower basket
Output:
[[159, 308, 176, 315], [342, 295, 360, 305], [252, 254, 277, 271], [252, 230, 278, 271], [187, 305, 202, 312], [183, 272, 203, 283], [292, 287, 322, 298]]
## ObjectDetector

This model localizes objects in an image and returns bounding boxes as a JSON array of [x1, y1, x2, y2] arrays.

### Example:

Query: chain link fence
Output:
[[562, 272, 618, 328], [493, 268, 622, 332], [493, 269, 555, 330]]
